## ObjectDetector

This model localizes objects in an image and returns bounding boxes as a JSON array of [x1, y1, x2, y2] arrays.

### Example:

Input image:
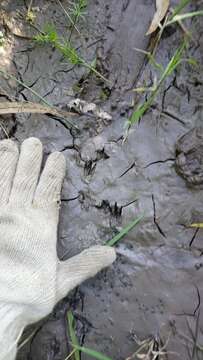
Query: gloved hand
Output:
[[0, 137, 116, 360]]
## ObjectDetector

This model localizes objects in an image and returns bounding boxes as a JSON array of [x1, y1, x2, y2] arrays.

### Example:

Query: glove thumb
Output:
[[56, 245, 116, 302]]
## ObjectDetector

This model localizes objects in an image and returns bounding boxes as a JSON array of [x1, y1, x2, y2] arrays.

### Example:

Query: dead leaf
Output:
[[0, 101, 71, 116], [0, 101, 77, 130], [190, 223, 203, 228], [146, 0, 170, 35]]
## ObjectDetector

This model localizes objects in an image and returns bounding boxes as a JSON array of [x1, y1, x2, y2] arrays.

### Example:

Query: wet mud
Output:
[[0, 0, 203, 359]]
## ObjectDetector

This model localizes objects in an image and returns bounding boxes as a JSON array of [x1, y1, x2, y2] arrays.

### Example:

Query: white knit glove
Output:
[[0, 137, 116, 360]]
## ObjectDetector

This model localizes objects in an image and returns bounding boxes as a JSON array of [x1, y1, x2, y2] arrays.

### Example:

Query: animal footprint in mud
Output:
[[135, 298, 165, 315]]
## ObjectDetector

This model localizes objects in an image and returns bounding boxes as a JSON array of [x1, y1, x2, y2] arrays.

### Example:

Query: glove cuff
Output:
[[0, 302, 26, 360]]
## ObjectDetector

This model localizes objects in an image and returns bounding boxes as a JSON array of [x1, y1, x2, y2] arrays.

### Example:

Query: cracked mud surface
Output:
[[0, 0, 203, 359]]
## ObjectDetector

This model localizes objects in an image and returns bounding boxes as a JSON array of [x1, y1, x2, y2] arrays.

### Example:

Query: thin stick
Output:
[[57, 0, 81, 37]]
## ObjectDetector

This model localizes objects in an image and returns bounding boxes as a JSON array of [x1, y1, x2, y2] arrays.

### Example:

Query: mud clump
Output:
[[175, 127, 203, 187]]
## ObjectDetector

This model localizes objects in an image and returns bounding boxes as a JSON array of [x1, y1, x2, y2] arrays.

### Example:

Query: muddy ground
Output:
[[0, 0, 203, 359]]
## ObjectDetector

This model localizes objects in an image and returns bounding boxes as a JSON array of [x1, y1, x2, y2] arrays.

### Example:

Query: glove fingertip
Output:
[[102, 245, 117, 265], [86, 245, 116, 267]]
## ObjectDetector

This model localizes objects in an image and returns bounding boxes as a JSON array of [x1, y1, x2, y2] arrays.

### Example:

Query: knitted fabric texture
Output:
[[0, 138, 116, 360]]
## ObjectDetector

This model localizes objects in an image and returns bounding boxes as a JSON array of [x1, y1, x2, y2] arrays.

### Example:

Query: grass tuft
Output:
[[70, 0, 87, 20], [34, 24, 59, 44], [125, 0, 203, 137], [34, 24, 109, 83], [126, 40, 188, 133]]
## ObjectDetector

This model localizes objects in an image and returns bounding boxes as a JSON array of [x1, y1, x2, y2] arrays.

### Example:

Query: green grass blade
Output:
[[147, 53, 164, 72], [128, 41, 186, 127], [158, 41, 186, 83], [83, 61, 110, 84], [0, 69, 52, 107], [170, 0, 191, 19], [128, 90, 157, 126], [67, 311, 80, 360], [133, 48, 163, 72], [167, 10, 203, 26], [106, 214, 143, 247], [71, 344, 113, 360]]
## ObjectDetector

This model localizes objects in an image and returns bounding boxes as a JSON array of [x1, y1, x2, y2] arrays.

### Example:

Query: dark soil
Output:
[[175, 127, 203, 187]]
